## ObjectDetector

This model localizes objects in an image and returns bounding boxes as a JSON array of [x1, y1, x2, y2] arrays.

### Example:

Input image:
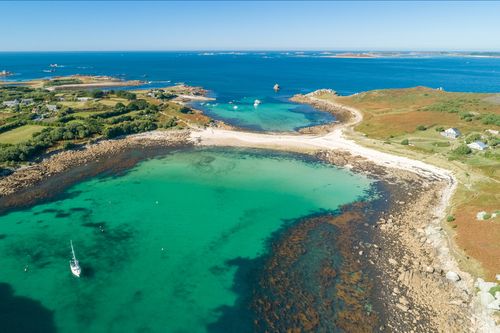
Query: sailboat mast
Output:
[[70, 240, 76, 259]]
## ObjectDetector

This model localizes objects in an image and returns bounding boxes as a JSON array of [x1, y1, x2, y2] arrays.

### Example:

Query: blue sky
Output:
[[1, 1, 499, 51]]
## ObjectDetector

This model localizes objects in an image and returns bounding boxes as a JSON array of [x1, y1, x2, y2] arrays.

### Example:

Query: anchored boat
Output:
[[69, 240, 81, 277]]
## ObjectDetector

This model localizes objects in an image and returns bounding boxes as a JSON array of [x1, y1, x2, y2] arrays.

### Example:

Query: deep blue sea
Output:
[[1, 51, 500, 130]]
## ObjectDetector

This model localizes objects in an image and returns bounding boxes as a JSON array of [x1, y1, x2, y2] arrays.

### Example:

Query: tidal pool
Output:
[[0, 148, 373, 332]]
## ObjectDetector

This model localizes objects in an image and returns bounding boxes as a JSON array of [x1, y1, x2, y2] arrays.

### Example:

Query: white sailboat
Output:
[[69, 240, 82, 277]]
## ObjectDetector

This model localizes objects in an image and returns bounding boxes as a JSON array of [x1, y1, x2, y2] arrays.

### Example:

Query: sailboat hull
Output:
[[70, 261, 81, 277]]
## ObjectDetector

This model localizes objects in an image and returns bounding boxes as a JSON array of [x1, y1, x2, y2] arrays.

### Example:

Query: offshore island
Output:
[[0, 75, 499, 332]]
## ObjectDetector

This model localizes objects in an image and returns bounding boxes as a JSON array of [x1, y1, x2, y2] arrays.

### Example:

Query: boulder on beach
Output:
[[480, 292, 495, 307], [445, 271, 460, 282], [476, 211, 488, 220], [486, 299, 500, 310], [476, 278, 497, 292]]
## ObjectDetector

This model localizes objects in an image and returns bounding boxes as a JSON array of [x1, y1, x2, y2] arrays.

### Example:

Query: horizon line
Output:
[[1, 49, 500, 53]]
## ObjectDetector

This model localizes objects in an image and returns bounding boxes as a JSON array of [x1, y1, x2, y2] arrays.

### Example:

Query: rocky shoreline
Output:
[[317, 150, 474, 332], [0, 130, 192, 214]]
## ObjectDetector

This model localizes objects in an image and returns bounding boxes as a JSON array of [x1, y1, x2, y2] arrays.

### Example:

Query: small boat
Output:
[[42, 69, 55, 73], [273, 83, 280, 92], [233, 105, 238, 110], [69, 240, 81, 278], [49, 64, 59, 68], [253, 99, 261, 107]]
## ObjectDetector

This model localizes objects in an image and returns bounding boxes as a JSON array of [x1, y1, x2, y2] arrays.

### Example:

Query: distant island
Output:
[[0, 74, 144, 90]]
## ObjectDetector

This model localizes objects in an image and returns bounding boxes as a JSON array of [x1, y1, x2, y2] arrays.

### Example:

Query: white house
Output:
[[77, 97, 92, 102], [21, 98, 34, 105], [467, 141, 488, 151], [441, 128, 461, 139], [46, 104, 58, 112], [2, 100, 19, 108], [486, 129, 499, 136]]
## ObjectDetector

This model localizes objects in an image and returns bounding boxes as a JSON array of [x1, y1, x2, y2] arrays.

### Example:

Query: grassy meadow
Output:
[[0, 124, 45, 144]]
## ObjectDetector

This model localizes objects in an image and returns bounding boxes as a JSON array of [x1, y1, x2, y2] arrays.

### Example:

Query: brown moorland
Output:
[[314, 87, 500, 279]]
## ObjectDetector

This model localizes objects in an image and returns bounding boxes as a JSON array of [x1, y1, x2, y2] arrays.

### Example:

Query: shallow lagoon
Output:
[[199, 97, 334, 131], [0, 148, 373, 332]]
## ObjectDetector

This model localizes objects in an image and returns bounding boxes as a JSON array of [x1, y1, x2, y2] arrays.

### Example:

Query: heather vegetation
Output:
[[313, 87, 500, 278]]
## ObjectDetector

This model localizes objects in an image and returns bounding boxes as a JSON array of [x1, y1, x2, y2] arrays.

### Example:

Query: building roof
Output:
[[468, 141, 488, 149], [445, 127, 461, 134], [2, 100, 19, 106]]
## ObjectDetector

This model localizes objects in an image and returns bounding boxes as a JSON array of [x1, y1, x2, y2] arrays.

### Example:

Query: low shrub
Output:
[[452, 144, 472, 155]]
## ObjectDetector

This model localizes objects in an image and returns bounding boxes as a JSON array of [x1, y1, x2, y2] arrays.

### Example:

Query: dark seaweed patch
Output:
[[0, 283, 57, 333], [0, 234, 6, 240], [81, 221, 107, 229], [206, 208, 261, 252], [81, 223, 137, 275], [5, 234, 67, 269], [207, 257, 262, 333], [70, 207, 90, 213], [207, 183, 387, 332], [36, 208, 59, 215]]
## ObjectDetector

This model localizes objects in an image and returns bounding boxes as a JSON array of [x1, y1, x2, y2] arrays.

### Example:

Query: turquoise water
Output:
[[0, 149, 373, 332], [200, 97, 333, 131], [1, 52, 500, 131]]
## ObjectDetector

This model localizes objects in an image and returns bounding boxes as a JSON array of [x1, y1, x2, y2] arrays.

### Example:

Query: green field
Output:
[[0, 124, 45, 144]]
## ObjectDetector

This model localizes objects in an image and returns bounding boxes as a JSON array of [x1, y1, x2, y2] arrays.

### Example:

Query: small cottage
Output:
[[467, 141, 488, 151], [2, 100, 19, 108], [441, 128, 461, 139], [21, 98, 34, 105], [486, 129, 499, 136], [46, 104, 58, 112]]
